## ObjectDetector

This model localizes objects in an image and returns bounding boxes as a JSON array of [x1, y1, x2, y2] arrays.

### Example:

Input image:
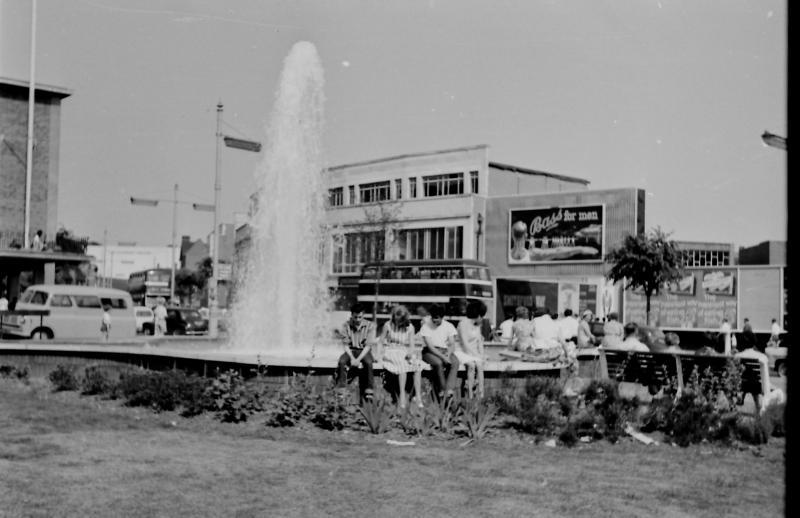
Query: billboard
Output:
[[508, 204, 604, 264], [624, 269, 738, 330]]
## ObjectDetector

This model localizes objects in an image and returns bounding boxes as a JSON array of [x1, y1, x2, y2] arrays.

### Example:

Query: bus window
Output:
[[465, 268, 478, 279], [479, 268, 490, 281]]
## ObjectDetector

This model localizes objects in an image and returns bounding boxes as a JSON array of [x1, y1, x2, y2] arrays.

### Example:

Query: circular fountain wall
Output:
[[228, 41, 335, 361]]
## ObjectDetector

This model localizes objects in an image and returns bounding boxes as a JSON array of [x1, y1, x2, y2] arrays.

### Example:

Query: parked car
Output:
[[135, 306, 155, 335], [165, 307, 208, 335]]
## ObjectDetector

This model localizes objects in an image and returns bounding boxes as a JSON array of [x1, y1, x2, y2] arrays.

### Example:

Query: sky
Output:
[[12, 0, 789, 248]]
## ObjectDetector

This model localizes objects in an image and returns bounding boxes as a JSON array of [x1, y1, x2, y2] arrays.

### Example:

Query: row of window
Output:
[[331, 226, 464, 274], [328, 171, 479, 207], [24, 291, 129, 309], [681, 250, 731, 267]]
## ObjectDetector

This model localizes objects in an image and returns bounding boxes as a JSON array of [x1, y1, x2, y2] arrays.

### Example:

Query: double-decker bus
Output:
[[128, 268, 171, 307], [357, 259, 494, 330]]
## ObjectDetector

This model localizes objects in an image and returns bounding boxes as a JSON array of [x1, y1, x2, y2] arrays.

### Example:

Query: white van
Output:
[[1, 285, 137, 340]]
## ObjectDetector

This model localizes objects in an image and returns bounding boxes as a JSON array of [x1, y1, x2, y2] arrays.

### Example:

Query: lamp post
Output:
[[131, 184, 213, 304], [475, 213, 484, 260], [761, 131, 787, 151], [208, 101, 262, 338]]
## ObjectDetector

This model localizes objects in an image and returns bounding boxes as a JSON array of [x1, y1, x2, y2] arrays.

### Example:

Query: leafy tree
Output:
[[606, 227, 684, 326], [175, 268, 200, 305]]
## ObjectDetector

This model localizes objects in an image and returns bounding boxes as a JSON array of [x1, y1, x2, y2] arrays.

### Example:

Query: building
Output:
[[322, 145, 592, 310], [738, 240, 786, 266], [0, 76, 90, 300]]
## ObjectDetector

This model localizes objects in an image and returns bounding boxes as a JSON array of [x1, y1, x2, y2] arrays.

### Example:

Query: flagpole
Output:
[[24, 0, 38, 249]]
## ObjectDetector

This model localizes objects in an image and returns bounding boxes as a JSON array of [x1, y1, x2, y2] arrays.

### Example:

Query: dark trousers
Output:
[[336, 350, 375, 400], [422, 348, 459, 399]]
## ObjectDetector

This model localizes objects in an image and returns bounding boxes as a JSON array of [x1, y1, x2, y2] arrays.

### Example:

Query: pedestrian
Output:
[[769, 318, 782, 346], [101, 304, 111, 341], [558, 308, 579, 345], [31, 230, 44, 251], [577, 309, 598, 348], [742, 318, 753, 334], [496, 310, 515, 345], [334, 302, 376, 403], [719, 318, 732, 355], [153, 297, 168, 336], [601, 312, 624, 348], [0, 292, 8, 312]]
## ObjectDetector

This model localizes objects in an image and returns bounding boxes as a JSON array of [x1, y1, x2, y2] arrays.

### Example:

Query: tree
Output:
[[605, 227, 684, 326], [335, 200, 403, 326]]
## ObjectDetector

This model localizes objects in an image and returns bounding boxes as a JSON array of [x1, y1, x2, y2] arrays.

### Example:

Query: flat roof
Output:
[[326, 144, 488, 172], [0, 250, 90, 269], [0, 76, 72, 98], [325, 145, 589, 185], [488, 162, 589, 185]]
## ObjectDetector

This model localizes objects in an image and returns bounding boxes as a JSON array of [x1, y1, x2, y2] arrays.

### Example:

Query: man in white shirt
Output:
[[558, 309, 579, 345], [532, 307, 561, 349], [419, 303, 460, 400], [615, 322, 649, 352]]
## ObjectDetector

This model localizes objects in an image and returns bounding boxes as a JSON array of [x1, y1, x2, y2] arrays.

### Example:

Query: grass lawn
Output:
[[0, 379, 784, 518]]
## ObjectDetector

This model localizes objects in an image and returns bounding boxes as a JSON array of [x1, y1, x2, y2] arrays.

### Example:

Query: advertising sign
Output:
[[508, 204, 604, 264], [624, 269, 738, 330]]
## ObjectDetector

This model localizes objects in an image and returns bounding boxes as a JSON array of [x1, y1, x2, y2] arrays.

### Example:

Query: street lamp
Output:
[[208, 101, 262, 338], [130, 184, 213, 304], [475, 213, 484, 260], [761, 131, 787, 151]]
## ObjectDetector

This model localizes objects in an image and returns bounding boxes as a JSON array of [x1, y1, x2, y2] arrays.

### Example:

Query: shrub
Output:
[[204, 370, 262, 423], [398, 405, 430, 436], [265, 375, 322, 427], [118, 370, 209, 413], [359, 394, 394, 434], [423, 394, 463, 435], [81, 366, 113, 395], [461, 398, 497, 441], [582, 379, 638, 443], [516, 376, 569, 437], [310, 388, 355, 431], [488, 373, 519, 415], [48, 364, 79, 391], [0, 364, 29, 381], [734, 415, 770, 445]]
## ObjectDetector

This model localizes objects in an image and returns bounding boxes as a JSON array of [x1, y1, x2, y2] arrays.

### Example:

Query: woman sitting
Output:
[[456, 300, 488, 398], [379, 305, 424, 409], [601, 312, 624, 348]]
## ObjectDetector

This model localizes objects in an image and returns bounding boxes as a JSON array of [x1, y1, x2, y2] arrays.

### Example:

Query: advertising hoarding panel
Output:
[[508, 204, 604, 264]]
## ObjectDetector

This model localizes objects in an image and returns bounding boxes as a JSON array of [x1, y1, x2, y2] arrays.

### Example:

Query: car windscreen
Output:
[[181, 310, 202, 320]]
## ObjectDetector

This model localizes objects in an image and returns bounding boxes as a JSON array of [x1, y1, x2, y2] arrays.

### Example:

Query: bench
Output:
[[598, 349, 771, 406]]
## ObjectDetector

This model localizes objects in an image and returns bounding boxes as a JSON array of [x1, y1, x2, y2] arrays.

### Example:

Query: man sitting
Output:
[[335, 302, 376, 402], [419, 303, 460, 401]]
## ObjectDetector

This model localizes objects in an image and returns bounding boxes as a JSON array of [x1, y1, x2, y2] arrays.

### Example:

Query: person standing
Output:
[[335, 303, 376, 402], [101, 304, 111, 341], [0, 292, 8, 312], [719, 318, 732, 355], [769, 318, 783, 346], [153, 297, 168, 336], [742, 318, 753, 334], [31, 230, 44, 251], [419, 304, 460, 401]]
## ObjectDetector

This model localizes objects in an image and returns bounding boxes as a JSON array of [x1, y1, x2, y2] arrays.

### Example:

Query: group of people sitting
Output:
[[334, 301, 488, 408]]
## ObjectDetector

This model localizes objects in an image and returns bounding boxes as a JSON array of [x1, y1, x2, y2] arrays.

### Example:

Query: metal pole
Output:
[[209, 101, 222, 338], [171, 183, 178, 304], [103, 228, 108, 287], [23, 0, 37, 249]]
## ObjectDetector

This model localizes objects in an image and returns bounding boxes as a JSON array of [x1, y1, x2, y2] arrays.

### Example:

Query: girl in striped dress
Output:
[[379, 305, 424, 408]]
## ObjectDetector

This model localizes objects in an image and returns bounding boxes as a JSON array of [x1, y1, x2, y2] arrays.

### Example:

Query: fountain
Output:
[[227, 41, 337, 364]]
